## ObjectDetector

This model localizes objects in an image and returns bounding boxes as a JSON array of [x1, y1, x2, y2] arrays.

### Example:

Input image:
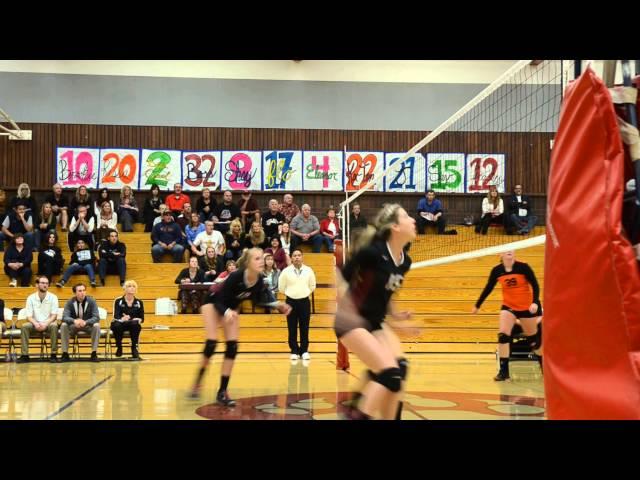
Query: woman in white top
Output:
[[475, 186, 504, 235], [117, 185, 139, 232], [96, 201, 119, 245], [93, 188, 115, 218], [280, 222, 292, 256], [68, 205, 96, 251]]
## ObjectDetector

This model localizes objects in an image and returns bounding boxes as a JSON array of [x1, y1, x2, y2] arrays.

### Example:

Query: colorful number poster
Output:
[[345, 152, 384, 192], [262, 150, 303, 191], [465, 154, 506, 193], [384, 153, 426, 193], [182, 151, 222, 191], [427, 153, 465, 193], [98, 149, 140, 190], [56, 147, 100, 189], [139, 149, 182, 191], [302, 151, 344, 191], [221, 151, 262, 191]]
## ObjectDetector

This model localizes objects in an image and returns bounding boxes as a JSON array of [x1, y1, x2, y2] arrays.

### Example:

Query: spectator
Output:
[[17, 275, 59, 363], [319, 205, 341, 253], [165, 183, 190, 217], [239, 190, 260, 232], [224, 219, 245, 261], [215, 260, 237, 283], [175, 256, 206, 314], [34, 202, 57, 251], [212, 190, 241, 234], [506, 184, 537, 235], [263, 253, 280, 297], [10, 183, 37, 215], [476, 185, 504, 235], [57, 239, 97, 288], [1, 204, 35, 252], [152, 204, 172, 228], [417, 189, 457, 235], [117, 185, 139, 232], [4, 234, 33, 287], [199, 246, 224, 282], [193, 220, 226, 257], [175, 203, 192, 247], [278, 249, 317, 361], [280, 222, 292, 256], [0, 188, 6, 225], [68, 205, 95, 251], [244, 221, 268, 250], [98, 230, 127, 287], [151, 211, 185, 263], [185, 212, 205, 254], [143, 184, 163, 232], [290, 204, 322, 253], [279, 193, 300, 224], [93, 188, 115, 218], [265, 236, 289, 271], [95, 201, 118, 246], [45, 183, 69, 231], [59, 282, 101, 362], [38, 231, 64, 283], [111, 280, 144, 359], [70, 185, 93, 218], [349, 202, 367, 240], [196, 187, 216, 222], [262, 199, 285, 240]]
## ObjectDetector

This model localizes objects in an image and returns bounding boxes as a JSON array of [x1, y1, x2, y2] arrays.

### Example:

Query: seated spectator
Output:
[[196, 187, 216, 222], [265, 236, 289, 271], [70, 185, 93, 219], [93, 188, 115, 219], [505, 184, 537, 235], [215, 260, 237, 283], [152, 204, 173, 228], [475, 186, 504, 235], [290, 204, 323, 253], [151, 211, 185, 263], [111, 280, 143, 359], [45, 183, 69, 231], [417, 190, 457, 235], [68, 205, 95, 251], [38, 231, 64, 282], [10, 183, 37, 215], [280, 222, 292, 256], [319, 205, 341, 253], [262, 199, 285, 240], [4, 234, 33, 287], [95, 201, 118, 246], [175, 203, 192, 246], [263, 253, 280, 297], [143, 184, 163, 232], [17, 276, 59, 363], [224, 219, 245, 261], [198, 246, 224, 282], [117, 185, 139, 232], [193, 220, 225, 257], [239, 190, 260, 233], [185, 212, 205, 254], [244, 221, 269, 250], [98, 230, 127, 286], [59, 283, 101, 362], [57, 239, 97, 288], [349, 202, 367, 241], [165, 183, 190, 217], [0, 204, 35, 252], [279, 193, 300, 224], [175, 256, 206, 314], [212, 190, 241, 234], [34, 202, 58, 251]]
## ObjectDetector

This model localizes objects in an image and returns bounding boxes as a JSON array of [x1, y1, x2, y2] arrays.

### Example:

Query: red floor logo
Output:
[[195, 391, 546, 420]]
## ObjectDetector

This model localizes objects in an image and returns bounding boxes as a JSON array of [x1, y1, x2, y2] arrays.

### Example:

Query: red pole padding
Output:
[[334, 239, 350, 371]]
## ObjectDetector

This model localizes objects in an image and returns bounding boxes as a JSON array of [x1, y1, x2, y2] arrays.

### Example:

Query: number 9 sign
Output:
[[98, 149, 140, 190]]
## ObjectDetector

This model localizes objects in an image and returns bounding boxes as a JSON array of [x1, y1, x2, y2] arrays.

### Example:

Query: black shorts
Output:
[[501, 301, 543, 319], [333, 295, 384, 338]]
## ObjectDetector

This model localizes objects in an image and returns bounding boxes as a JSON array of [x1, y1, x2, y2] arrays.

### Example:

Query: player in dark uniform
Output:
[[335, 203, 416, 420], [188, 247, 291, 405], [472, 250, 543, 381]]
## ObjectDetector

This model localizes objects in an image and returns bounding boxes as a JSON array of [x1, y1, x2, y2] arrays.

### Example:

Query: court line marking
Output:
[[44, 375, 113, 420]]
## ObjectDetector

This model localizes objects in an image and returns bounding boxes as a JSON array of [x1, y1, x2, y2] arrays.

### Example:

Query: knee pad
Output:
[[498, 333, 512, 344], [224, 340, 238, 360], [526, 334, 540, 349], [373, 367, 402, 393], [397, 357, 409, 381], [203, 339, 217, 359]]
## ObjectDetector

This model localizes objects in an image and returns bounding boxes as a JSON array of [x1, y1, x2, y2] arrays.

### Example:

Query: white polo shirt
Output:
[[26, 292, 59, 324], [278, 264, 317, 299]]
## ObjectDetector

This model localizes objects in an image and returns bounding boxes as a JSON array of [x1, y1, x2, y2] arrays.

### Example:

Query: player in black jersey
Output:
[[472, 250, 543, 381], [188, 247, 292, 405], [335, 203, 417, 420]]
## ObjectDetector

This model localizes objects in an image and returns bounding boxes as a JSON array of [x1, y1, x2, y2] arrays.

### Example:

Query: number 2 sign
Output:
[[465, 154, 506, 193]]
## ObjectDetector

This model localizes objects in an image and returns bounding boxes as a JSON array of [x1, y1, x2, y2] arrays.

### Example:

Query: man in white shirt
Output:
[[193, 220, 225, 257], [278, 248, 317, 362], [18, 276, 60, 363]]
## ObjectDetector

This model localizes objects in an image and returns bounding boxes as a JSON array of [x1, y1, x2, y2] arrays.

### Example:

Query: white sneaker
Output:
[[9, 279, 17, 287], [301, 352, 311, 360], [290, 354, 300, 360]]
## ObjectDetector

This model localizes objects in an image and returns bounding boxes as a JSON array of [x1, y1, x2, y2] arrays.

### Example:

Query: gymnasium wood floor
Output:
[[0, 224, 546, 420]]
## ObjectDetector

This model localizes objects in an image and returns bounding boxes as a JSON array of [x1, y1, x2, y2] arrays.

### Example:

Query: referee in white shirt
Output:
[[278, 248, 317, 361]]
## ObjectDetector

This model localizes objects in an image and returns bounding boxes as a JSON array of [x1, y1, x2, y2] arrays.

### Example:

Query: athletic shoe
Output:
[[216, 390, 236, 407], [493, 372, 511, 382]]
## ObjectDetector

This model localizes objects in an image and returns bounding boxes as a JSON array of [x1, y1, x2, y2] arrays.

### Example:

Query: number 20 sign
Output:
[[98, 149, 140, 190]]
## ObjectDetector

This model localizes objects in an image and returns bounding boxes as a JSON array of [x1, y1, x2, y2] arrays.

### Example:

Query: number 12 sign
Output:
[[465, 154, 506, 193]]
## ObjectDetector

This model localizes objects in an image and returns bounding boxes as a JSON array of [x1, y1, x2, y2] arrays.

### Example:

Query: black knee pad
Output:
[[373, 367, 403, 393], [203, 339, 217, 359], [224, 340, 238, 360], [397, 357, 409, 381], [498, 333, 512, 344], [526, 334, 540, 350]]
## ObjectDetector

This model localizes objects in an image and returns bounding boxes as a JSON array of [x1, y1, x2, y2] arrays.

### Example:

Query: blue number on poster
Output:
[[265, 151, 294, 189], [388, 156, 416, 190]]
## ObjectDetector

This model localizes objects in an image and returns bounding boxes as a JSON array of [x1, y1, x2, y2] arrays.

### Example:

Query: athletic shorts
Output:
[[333, 295, 384, 338], [501, 301, 543, 319]]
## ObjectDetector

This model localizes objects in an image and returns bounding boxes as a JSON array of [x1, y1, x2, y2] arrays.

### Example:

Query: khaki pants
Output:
[[21, 322, 58, 355], [60, 323, 101, 353]]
